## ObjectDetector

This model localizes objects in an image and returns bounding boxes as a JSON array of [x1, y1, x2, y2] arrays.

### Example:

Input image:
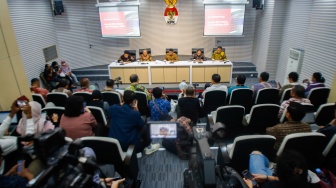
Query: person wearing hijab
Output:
[[60, 60, 79, 85], [87, 90, 110, 118]]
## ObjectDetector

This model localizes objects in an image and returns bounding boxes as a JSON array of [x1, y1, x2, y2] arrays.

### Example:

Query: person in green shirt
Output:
[[211, 46, 227, 61], [125, 74, 151, 100]]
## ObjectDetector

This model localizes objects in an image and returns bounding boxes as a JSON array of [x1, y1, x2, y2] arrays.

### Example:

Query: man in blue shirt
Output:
[[228, 75, 249, 95], [149, 87, 171, 121], [108, 90, 160, 155]]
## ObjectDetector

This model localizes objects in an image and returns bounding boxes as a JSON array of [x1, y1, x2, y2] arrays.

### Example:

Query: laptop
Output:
[[149, 121, 177, 139], [0, 111, 18, 125]]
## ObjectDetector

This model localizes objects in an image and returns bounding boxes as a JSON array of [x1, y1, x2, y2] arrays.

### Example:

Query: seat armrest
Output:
[[217, 143, 231, 167], [123, 144, 135, 165]]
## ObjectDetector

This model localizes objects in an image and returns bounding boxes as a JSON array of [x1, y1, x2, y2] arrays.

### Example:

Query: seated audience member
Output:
[[191, 49, 206, 62], [202, 73, 228, 99], [244, 150, 321, 188], [277, 72, 300, 98], [43, 64, 60, 90], [108, 90, 160, 155], [60, 96, 97, 140], [139, 49, 153, 61], [177, 86, 201, 124], [101, 79, 123, 99], [52, 78, 72, 97], [76, 78, 93, 93], [211, 46, 227, 61], [178, 81, 188, 99], [125, 74, 151, 100], [267, 102, 311, 150], [30, 78, 49, 101], [303, 72, 326, 95], [118, 51, 134, 63], [317, 102, 336, 142], [87, 90, 110, 118], [149, 87, 171, 121], [251, 72, 277, 98], [228, 75, 249, 96], [164, 48, 179, 62], [60, 60, 79, 85], [278, 85, 311, 118]]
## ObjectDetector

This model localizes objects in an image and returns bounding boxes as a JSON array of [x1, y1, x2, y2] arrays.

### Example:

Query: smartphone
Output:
[[17, 160, 23, 173], [17, 100, 27, 107], [112, 176, 122, 181], [242, 170, 257, 186]]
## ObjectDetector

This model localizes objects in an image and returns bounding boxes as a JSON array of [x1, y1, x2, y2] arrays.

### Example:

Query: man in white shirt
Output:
[[202, 74, 228, 99]]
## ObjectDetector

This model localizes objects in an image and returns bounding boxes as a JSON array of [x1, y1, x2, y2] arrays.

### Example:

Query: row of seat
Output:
[[217, 132, 336, 173]]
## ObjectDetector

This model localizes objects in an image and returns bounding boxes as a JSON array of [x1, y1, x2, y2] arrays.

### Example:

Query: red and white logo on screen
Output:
[[164, 0, 178, 25]]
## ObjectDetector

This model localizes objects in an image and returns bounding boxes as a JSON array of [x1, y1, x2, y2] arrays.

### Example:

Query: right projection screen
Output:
[[204, 4, 245, 36]]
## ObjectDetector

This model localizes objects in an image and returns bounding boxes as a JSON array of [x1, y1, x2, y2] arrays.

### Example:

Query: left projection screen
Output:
[[99, 6, 141, 38]]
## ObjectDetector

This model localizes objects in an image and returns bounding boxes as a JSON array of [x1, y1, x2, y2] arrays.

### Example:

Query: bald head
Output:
[[80, 78, 90, 88]]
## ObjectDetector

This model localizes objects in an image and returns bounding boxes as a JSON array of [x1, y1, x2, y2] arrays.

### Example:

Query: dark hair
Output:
[[130, 74, 138, 83], [197, 49, 202, 53], [124, 51, 129, 55], [123, 90, 136, 104], [260, 72, 269, 81], [64, 96, 84, 117], [152, 87, 163, 99], [44, 64, 50, 69], [236, 75, 246, 85], [313, 72, 325, 83], [287, 102, 306, 121], [92, 90, 103, 100], [217, 46, 222, 50], [80, 78, 90, 88], [186, 86, 195, 96], [288, 72, 299, 82], [57, 79, 69, 88], [51, 61, 58, 67], [169, 48, 173, 52], [276, 150, 310, 188], [292, 85, 305, 98], [31, 78, 40, 85], [106, 79, 114, 87], [212, 74, 221, 83]]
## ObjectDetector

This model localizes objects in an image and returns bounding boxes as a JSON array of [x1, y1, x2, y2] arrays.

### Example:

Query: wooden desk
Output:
[[108, 61, 233, 84]]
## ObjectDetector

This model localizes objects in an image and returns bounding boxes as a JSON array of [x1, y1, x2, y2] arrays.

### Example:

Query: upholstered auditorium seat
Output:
[[307, 87, 330, 111], [165, 48, 178, 55], [245, 104, 280, 133], [73, 92, 92, 104], [134, 91, 150, 117], [87, 106, 108, 136], [32, 94, 46, 108], [203, 90, 227, 115], [191, 48, 204, 54], [47, 93, 68, 107], [41, 106, 65, 127], [102, 91, 122, 106], [228, 88, 253, 113], [279, 88, 291, 104], [315, 103, 335, 126], [255, 88, 279, 105]]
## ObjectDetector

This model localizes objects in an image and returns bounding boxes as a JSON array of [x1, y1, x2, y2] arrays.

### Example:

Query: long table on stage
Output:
[[108, 60, 233, 85]]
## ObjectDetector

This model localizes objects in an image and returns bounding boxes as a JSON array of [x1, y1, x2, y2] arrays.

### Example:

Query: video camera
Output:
[[114, 77, 122, 88], [18, 128, 103, 188]]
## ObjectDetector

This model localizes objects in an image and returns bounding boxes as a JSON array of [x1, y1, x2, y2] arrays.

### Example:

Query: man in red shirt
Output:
[[30, 78, 49, 101]]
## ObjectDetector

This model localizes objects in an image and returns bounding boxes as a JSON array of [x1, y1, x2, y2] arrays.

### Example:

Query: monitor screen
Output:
[[0, 111, 18, 125], [150, 122, 177, 139]]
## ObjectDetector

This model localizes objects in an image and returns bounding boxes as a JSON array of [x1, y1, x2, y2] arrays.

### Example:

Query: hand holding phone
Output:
[[242, 170, 257, 186], [17, 160, 23, 173], [17, 100, 27, 107]]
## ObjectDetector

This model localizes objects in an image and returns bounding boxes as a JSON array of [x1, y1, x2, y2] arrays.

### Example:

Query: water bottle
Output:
[[316, 168, 331, 185]]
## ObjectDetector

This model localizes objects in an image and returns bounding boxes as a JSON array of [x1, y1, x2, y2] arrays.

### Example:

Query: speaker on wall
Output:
[[54, 0, 64, 15]]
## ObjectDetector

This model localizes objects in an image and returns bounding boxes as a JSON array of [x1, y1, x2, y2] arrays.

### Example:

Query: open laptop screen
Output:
[[0, 111, 18, 125], [150, 122, 177, 139]]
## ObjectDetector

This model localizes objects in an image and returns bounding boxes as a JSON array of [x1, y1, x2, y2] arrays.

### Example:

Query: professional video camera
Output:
[[183, 122, 248, 188], [18, 128, 104, 188], [114, 77, 122, 88]]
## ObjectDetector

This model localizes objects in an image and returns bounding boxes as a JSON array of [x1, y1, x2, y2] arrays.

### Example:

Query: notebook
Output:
[[149, 122, 177, 139]]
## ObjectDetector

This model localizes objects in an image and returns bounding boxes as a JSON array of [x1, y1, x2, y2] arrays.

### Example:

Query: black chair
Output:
[[279, 88, 291, 104], [307, 87, 330, 111], [279, 103, 315, 124], [315, 103, 335, 126], [87, 106, 108, 137], [203, 90, 227, 115], [41, 107, 65, 127], [165, 48, 178, 55], [228, 88, 253, 114], [323, 134, 336, 159], [79, 137, 138, 181], [32, 94, 46, 109], [124, 50, 136, 61], [191, 48, 204, 54], [47, 93, 68, 107], [277, 132, 326, 170], [212, 106, 245, 138], [102, 91, 122, 106], [255, 88, 279, 104], [245, 104, 280, 133], [73, 92, 93, 104], [139, 48, 151, 56], [134, 91, 150, 117], [212, 47, 225, 53], [217, 135, 276, 173]]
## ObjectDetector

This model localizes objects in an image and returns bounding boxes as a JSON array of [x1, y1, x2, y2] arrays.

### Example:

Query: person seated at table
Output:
[[118, 51, 134, 63], [211, 46, 227, 61], [164, 48, 179, 62], [191, 49, 206, 62], [139, 49, 153, 62]]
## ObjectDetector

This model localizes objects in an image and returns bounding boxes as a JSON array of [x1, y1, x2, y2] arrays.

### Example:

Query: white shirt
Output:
[[202, 83, 228, 98]]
